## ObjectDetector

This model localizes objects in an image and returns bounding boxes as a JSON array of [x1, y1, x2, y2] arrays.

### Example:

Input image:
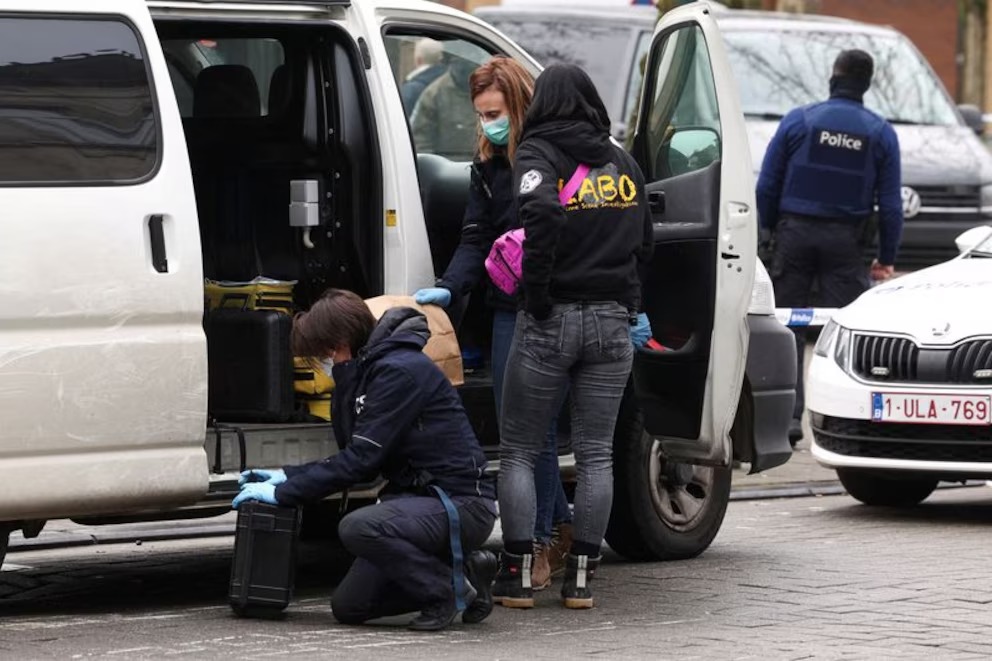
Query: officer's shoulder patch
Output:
[[519, 169, 543, 195]]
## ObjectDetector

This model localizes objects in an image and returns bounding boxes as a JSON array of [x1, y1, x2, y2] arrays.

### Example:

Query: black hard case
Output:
[[229, 501, 301, 617], [206, 309, 295, 422]]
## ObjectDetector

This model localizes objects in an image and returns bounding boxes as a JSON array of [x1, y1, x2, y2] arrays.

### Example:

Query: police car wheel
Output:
[[836, 469, 937, 507], [605, 390, 732, 562]]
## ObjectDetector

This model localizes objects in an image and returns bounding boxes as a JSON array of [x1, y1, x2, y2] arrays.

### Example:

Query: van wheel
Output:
[[837, 469, 937, 507], [300, 499, 376, 542], [605, 392, 731, 562]]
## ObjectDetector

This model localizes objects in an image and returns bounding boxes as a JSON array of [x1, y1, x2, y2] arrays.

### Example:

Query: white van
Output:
[[0, 0, 780, 568]]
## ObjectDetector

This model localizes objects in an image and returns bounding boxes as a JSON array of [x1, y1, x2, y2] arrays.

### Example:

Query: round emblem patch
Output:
[[519, 169, 543, 194]]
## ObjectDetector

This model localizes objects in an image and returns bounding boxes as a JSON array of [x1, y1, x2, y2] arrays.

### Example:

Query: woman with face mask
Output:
[[413, 56, 573, 591]]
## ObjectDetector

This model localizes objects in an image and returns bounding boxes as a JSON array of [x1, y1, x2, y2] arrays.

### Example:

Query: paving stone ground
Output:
[[4, 486, 992, 660]]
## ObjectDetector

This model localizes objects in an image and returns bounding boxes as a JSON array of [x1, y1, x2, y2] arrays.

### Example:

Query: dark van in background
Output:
[[476, 4, 992, 269]]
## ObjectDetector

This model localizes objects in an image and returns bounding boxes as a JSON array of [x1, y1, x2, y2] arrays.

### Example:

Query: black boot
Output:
[[561, 554, 600, 609], [492, 551, 534, 608], [408, 579, 477, 632], [463, 550, 498, 624]]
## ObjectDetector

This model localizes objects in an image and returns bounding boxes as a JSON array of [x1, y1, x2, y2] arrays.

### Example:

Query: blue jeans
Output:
[[492, 309, 570, 543], [498, 303, 633, 550]]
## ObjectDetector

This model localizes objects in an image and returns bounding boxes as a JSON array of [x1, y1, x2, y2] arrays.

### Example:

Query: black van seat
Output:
[[194, 64, 261, 118], [416, 153, 472, 276]]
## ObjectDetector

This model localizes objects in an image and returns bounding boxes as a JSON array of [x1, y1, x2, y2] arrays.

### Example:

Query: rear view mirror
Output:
[[954, 225, 992, 254], [957, 104, 984, 135], [667, 127, 721, 175]]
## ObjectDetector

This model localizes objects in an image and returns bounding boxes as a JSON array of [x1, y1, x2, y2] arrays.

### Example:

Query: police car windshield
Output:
[[723, 28, 960, 127]]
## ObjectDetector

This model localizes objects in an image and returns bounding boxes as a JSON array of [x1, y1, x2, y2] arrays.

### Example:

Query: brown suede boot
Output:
[[532, 542, 551, 591], [547, 522, 573, 578]]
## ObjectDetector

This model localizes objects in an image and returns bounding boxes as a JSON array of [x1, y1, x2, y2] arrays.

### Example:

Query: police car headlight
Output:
[[814, 320, 851, 371], [981, 184, 992, 213], [748, 260, 775, 315]]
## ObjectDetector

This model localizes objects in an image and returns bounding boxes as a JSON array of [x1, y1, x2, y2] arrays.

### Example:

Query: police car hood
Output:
[[835, 258, 992, 344], [745, 121, 992, 185]]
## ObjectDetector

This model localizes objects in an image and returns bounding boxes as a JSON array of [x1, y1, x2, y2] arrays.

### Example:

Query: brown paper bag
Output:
[[364, 295, 464, 387]]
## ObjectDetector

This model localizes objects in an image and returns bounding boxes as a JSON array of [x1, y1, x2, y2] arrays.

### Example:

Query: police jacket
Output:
[[275, 307, 495, 505], [436, 153, 517, 312], [514, 119, 654, 316], [756, 89, 903, 265]]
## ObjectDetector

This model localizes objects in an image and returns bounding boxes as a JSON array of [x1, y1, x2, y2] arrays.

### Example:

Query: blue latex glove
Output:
[[630, 313, 652, 349], [413, 287, 451, 308], [238, 468, 287, 487], [232, 482, 279, 509]]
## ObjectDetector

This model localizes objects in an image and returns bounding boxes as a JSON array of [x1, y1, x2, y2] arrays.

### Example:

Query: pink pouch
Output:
[[485, 164, 590, 295]]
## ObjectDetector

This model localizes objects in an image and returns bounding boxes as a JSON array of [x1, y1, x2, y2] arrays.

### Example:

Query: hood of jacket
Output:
[[522, 64, 615, 166], [361, 307, 430, 364]]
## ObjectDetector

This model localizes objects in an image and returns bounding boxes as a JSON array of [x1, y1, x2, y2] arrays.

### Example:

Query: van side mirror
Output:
[[955, 225, 992, 254], [957, 104, 984, 135], [666, 127, 721, 176]]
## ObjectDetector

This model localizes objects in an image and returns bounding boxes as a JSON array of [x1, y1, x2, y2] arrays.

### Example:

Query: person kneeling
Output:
[[233, 289, 498, 631]]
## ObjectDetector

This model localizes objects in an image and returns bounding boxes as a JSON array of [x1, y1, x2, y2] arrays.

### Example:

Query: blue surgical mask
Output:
[[481, 115, 510, 146], [319, 357, 335, 377]]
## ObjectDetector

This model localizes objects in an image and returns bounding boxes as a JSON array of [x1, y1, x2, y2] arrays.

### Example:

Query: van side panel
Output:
[[0, 1, 208, 520]]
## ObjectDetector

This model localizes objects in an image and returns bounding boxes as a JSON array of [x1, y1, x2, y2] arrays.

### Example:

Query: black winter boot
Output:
[[492, 551, 534, 608], [561, 553, 600, 609], [408, 579, 477, 632], [463, 550, 498, 624]]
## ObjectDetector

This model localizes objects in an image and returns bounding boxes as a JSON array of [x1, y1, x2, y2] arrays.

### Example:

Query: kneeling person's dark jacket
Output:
[[275, 307, 495, 504]]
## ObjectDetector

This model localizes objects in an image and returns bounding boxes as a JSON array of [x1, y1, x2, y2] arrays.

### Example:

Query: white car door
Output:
[[0, 0, 208, 520], [628, 1, 756, 466]]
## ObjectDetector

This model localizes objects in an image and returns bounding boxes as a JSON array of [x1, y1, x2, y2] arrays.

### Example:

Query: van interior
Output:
[[154, 20, 719, 481]]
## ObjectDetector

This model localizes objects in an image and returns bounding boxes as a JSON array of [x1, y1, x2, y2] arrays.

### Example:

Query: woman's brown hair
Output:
[[469, 55, 534, 162], [292, 289, 376, 358]]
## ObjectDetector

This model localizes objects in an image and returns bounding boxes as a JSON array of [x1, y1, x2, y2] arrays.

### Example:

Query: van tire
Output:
[[837, 469, 937, 507], [605, 389, 731, 562]]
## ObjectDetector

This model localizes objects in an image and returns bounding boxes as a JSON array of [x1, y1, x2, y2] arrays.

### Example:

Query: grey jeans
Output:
[[498, 302, 633, 550]]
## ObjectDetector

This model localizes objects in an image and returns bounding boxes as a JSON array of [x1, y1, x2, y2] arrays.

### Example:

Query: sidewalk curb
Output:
[[731, 482, 844, 500]]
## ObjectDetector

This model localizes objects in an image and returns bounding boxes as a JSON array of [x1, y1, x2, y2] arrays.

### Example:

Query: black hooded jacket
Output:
[[513, 64, 654, 317], [275, 307, 495, 505]]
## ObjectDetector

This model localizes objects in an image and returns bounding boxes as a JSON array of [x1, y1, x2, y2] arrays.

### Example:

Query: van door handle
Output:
[[148, 214, 168, 273], [648, 191, 666, 214]]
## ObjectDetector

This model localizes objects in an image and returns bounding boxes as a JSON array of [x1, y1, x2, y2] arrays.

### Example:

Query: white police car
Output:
[[808, 226, 992, 506]]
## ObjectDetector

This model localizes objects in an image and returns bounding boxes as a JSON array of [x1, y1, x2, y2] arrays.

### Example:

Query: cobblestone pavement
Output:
[[4, 486, 992, 660]]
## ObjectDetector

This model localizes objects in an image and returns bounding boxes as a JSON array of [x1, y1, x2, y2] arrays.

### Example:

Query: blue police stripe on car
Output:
[[774, 308, 837, 328]]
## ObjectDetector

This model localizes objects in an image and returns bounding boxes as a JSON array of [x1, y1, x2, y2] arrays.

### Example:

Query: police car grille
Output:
[[947, 339, 992, 384], [815, 416, 992, 462], [853, 334, 918, 382], [915, 185, 980, 208]]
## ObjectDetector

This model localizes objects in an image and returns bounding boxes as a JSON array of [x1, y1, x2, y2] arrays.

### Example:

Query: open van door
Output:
[[0, 0, 208, 524], [630, 1, 756, 467]]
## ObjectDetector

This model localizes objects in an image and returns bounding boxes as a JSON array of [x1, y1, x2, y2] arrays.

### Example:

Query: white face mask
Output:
[[319, 357, 335, 377]]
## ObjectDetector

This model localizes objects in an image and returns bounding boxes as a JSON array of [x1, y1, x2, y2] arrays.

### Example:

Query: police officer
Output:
[[756, 49, 903, 445], [233, 289, 498, 631]]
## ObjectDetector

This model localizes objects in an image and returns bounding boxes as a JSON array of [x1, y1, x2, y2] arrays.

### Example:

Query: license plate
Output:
[[871, 393, 992, 425]]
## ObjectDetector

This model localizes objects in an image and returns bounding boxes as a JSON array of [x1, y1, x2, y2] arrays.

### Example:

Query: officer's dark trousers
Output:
[[331, 493, 496, 624], [771, 216, 870, 417]]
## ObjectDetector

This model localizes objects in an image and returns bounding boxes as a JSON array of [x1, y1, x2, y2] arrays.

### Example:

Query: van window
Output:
[[161, 38, 286, 117], [0, 16, 157, 184], [383, 32, 494, 161], [645, 25, 721, 180]]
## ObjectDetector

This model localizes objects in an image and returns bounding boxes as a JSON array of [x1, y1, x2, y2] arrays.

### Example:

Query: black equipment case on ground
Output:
[[206, 309, 295, 422], [229, 501, 301, 617]]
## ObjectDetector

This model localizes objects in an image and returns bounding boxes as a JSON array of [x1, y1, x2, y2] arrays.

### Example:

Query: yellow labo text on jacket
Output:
[[558, 164, 639, 211]]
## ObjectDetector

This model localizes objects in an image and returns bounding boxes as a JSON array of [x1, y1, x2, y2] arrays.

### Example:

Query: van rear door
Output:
[[630, 1, 756, 466], [0, 0, 208, 520]]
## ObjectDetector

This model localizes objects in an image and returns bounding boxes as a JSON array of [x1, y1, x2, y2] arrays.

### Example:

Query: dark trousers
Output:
[[771, 216, 869, 417], [331, 494, 496, 624]]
